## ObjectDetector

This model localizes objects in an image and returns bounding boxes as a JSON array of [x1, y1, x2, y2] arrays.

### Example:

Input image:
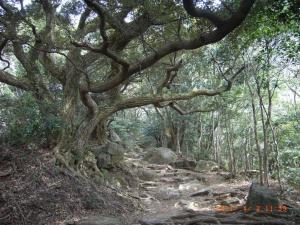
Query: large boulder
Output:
[[138, 136, 158, 148], [144, 147, 177, 165], [137, 168, 158, 181], [245, 182, 279, 212], [170, 159, 197, 171], [195, 160, 219, 172], [93, 142, 124, 169]]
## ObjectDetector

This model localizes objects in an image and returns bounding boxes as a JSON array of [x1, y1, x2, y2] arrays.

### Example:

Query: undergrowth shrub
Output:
[[1, 93, 62, 146]]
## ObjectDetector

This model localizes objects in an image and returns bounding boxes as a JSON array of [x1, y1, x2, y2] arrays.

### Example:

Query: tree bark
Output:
[[248, 83, 263, 185], [225, 115, 235, 174]]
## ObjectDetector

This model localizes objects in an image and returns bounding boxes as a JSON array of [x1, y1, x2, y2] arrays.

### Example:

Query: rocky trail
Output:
[[125, 151, 247, 215], [67, 148, 300, 225], [123, 150, 300, 225], [1, 146, 300, 225]]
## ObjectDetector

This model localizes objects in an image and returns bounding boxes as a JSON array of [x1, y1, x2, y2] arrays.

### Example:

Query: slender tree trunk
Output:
[[225, 116, 234, 174], [255, 74, 270, 186], [248, 128, 253, 170], [176, 125, 181, 154], [258, 95, 269, 185], [161, 118, 168, 148], [270, 119, 283, 191], [244, 136, 250, 173], [197, 117, 203, 160], [229, 128, 236, 175], [212, 112, 217, 162], [217, 124, 223, 165], [248, 83, 263, 185]]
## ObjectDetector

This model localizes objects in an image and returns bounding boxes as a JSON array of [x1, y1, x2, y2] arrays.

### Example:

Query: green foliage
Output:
[[280, 149, 300, 168], [142, 119, 161, 139], [285, 167, 300, 189], [1, 93, 62, 146]]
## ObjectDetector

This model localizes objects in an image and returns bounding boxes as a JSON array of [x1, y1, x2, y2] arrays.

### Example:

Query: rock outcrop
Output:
[[137, 168, 158, 181], [144, 147, 177, 165], [195, 160, 219, 172], [93, 142, 124, 169], [170, 159, 197, 171]]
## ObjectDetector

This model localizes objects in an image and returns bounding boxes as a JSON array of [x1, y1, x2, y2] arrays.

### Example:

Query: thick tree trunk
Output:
[[155, 108, 168, 147], [53, 51, 109, 169], [54, 56, 81, 167], [95, 119, 109, 145], [55, 112, 106, 169]]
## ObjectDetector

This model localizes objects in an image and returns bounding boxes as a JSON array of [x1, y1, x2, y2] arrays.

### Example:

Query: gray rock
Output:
[[178, 180, 204, 192], [175, 200, 201, 211], [137, 169, 157, 181], [144, 147, 177, 165], [67, 216, 122, 225], [93, 142, 124, 169], [190, 188, 210, 197], [195, 160, 219, 172], [220, 197, 240, 206], [170, 159, 197, 171], [246, 182, 279, 211], [157, 188, 181, 200], [211, 166, 219, 172]]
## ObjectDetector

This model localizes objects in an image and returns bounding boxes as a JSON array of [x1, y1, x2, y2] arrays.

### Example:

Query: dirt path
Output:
[[124, 151, 250, 221], [2, 147, 299, 225], [123, 151, 300, 225]]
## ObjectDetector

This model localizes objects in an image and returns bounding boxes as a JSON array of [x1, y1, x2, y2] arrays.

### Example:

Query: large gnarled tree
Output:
[[0, 0, 255, 169]]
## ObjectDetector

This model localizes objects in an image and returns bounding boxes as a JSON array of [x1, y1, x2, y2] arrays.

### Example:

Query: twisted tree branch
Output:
[[0, 70, 32, 90], [183, 0, 225, 28]]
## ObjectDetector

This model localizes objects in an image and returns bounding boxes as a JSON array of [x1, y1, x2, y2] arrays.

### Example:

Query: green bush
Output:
[[1, 93, 62, 146], [279, 148, 300, 189], [286, 167, 300, 189]]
